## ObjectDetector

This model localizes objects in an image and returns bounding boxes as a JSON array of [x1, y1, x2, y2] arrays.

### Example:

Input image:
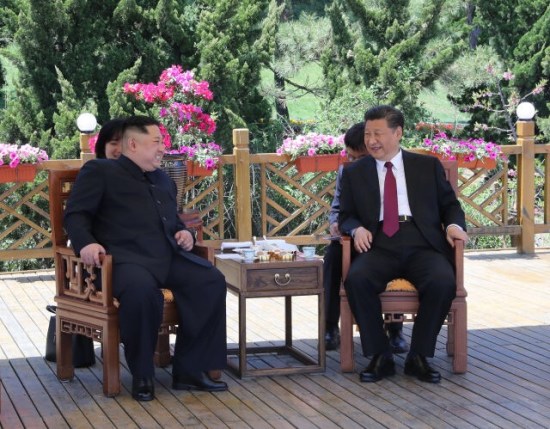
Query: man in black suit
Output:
[[324, 122, 409, 354], [339, 105, 468, 383], [64, 116, 228, 401]]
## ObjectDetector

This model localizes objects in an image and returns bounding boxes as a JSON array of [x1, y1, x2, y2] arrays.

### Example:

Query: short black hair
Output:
[[95, 118, 125, 159], [344, 122, 365, 151], [364, 105, 404, 130], [122, 115, 161, 135]]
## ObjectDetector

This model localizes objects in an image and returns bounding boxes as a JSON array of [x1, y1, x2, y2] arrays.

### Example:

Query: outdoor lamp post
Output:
[[515, 102, 536, 254], [76, 113, 97, 163]]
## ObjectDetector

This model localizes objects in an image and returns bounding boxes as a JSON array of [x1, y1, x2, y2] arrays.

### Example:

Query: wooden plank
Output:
[[1, 250, 550, 428]]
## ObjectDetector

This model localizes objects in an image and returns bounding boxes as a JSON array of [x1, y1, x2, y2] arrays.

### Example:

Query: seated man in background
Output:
[[64, 115, 228, 401], [324, 122, 408, 354], [339, 105, 467, 383]]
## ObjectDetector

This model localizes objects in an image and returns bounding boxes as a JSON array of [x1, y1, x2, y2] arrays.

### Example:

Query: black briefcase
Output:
[[45, 305, 96, 368]]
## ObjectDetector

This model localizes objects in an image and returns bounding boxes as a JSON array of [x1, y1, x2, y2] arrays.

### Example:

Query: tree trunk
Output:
[[467, 2, 480, 49]]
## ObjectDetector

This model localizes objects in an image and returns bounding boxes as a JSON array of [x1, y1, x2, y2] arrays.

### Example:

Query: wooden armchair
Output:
[[339, 160, 467, 374], [48, 168, 214, 396]]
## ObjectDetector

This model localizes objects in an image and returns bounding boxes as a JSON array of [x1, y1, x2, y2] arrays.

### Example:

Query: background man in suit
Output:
[[324, 122, 409, 354], [339, 105, 468, 383], [65, 116, 228, 401]]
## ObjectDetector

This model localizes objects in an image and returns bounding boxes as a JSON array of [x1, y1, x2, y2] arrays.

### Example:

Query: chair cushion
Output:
[[385, 278, 416, 292], [161, 288, 175, 302], [112, 289, 174, 308]]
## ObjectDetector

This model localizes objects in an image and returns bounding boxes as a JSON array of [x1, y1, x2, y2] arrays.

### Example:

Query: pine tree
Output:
[[322, 0, 465, 125], [194, 0, 281, 147], [1, 0, 199, 156]]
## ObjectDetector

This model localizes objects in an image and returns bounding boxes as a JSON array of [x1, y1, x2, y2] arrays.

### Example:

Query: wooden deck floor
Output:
[[1, 249, 550, 429]]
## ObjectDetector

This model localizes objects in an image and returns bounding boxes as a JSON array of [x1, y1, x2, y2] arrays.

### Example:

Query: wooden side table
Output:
[[215, 256, 325, 377]]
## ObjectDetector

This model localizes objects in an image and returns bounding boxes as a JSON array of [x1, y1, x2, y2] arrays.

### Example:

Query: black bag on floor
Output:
[[45, 305, 96, 368]]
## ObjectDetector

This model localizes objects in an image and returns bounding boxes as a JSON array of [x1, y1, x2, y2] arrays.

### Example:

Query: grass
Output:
[[267, 61, 471, 125], [419, 82, 470, 124]]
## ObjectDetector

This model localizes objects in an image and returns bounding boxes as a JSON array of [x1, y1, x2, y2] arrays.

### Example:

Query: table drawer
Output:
[[246, 266, 320, 291]]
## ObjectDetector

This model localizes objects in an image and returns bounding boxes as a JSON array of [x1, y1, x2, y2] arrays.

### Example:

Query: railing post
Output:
[[517, 120, 536, 254], [80, 132, 95, 164], [233, 128, 252, 241]]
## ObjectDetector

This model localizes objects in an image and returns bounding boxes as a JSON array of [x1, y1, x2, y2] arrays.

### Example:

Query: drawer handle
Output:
[[274, 273, 291, 286]]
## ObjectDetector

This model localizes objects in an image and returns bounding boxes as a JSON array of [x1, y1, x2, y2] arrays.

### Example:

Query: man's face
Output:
[[124, 125, 165, 171], [364, 118, 402, 162], [345, 146, 368, 163]]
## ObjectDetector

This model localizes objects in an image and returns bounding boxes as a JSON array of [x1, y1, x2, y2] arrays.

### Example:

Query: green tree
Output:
[[194, 0, 281, 147], [322, 0, 465, 127], [444, 1, 549, 142], [0, 0, 198, 156]]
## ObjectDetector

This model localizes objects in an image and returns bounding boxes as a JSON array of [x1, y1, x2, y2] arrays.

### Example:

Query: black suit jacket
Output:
[[339, 150, 466, 259], [64, 155, 209, 283]]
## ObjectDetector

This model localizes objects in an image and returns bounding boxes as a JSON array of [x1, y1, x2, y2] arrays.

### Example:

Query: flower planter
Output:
[[418, 151, 497, 170], [0, 164, 37, 183], [16, 164, 38, 182], [186, 160, 215, 177], [294, 154, 343, 173]]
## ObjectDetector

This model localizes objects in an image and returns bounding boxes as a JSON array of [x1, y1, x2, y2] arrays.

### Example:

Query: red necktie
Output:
[[383, 161, 399, 237]]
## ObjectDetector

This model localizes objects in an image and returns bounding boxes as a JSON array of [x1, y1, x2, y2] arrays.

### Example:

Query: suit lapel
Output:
[[402, 150, 422, 216], [355, 156, 380, 223]]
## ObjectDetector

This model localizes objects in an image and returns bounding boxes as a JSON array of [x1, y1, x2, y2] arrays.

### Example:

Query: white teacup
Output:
[[302, 246, 316, 259], [242, 249, 255, 262]]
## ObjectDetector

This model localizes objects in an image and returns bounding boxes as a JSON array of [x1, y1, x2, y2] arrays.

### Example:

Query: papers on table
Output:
[[219, 239, 298, 253], [255, 240, 298, 252], [220, 241, 253, 252]]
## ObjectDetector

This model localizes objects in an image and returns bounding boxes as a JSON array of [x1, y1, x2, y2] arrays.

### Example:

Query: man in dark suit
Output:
[[339, 105, 468, 383], [64, 116, 228, 401], [324, 122, 409, 354]]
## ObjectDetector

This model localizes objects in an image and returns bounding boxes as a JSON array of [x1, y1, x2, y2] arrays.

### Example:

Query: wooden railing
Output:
[[1, 127, 549, 262]]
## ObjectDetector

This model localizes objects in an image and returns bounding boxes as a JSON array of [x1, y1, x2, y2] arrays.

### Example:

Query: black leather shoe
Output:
[[325, 326, 340, 351], [132, 377, 155, 401], [173, 372, 228, 392], [404, 355, 441, 383], [388, 329, 409, 354], [359, 354, 395, 382]]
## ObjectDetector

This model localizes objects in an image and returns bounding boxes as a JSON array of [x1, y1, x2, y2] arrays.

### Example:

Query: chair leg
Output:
[[56, 321, 74, 381], [340, 296, 355, 372], [102, 324, 121, 397], [155, 332, 171, 368], [451, 302, 468, 374], [446, 311, 455, 356], [208, 370, 222, 380]]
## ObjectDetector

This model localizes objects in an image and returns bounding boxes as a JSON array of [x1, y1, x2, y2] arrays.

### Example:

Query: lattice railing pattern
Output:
[[0, 173, 52, 260], [458, 167, 512, 232], [257, 161, 336, 239]]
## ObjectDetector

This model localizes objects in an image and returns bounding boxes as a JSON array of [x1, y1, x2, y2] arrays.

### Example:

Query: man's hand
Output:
[[446, 225, 469, 247], [353, 226, 373, 253], [175, 230, 194, 251], [80, 243, 106, 267], [329, 222, 340, 237]]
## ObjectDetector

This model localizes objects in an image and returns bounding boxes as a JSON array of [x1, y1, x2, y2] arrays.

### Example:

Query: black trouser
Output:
[[323, 240, 404, 333], [344, 222, 455, 357], [113, 256, 227, 378]]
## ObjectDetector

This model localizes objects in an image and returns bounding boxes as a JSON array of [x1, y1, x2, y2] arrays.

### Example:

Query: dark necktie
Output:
[[383, 161, 399, 237]]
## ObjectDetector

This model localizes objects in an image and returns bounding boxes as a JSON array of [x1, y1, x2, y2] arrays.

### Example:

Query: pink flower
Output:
[[88, 134, 98, 153], [502, 71, 514, 81]]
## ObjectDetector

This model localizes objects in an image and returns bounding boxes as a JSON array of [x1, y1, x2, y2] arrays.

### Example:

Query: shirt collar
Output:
[[375, 149, 403, 171]]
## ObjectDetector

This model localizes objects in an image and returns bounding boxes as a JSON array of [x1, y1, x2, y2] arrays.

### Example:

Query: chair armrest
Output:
[[339, 236, 352, 296], [54, 246, 115, 308], [192, 241, 215, 263], [453, 238, 466, 297]]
